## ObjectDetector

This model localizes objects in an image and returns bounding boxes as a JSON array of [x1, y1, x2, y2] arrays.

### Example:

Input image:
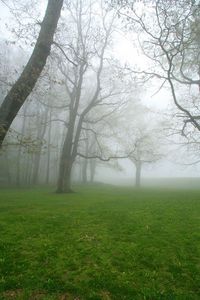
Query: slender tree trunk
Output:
[[27, 153, 34, 186], [82, 133, 89, 183], [0, 0, 63, 146], [135, 161, 142, 188], [4, 151, 11, 185], [16, 105, 28, 186], [79, 158, 82, 182], [89, 159, 96, 183], [24, 153, 30, 185], [32, 108, 48, 185], [82, 158, 88, 183], [16, 146, 22, 186], [46, 111, 52, 185], [32, 151, 42, 185], [54, 136, 60, 184]]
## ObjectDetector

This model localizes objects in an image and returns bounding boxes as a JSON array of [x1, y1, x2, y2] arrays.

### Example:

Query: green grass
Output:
[[0, 185, 200, 299]]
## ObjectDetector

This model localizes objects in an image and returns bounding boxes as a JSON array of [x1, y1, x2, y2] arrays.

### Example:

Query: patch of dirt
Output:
[[2, 289, 23, 299]]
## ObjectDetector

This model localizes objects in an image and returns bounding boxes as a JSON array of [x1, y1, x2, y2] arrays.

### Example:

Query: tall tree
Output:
[[0, 0, 63, 147], [54, 0, 122, 193]]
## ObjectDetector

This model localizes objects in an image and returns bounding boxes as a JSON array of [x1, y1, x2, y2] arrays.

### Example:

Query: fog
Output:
[[0, 0, 200, 192]]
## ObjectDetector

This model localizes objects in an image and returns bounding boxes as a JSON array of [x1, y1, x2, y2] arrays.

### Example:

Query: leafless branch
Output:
[[53, 42, 78, 67]]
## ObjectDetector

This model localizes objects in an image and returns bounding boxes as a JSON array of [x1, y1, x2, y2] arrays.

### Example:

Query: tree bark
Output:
[[0, 0, 63, 147], [57, 158, 73, 193]]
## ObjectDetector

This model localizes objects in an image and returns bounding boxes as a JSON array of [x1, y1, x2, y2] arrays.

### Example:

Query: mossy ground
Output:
[[0, 185, 200, 299]]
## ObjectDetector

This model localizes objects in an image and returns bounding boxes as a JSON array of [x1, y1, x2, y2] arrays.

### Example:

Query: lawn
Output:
[[0, 185, 200, 299]]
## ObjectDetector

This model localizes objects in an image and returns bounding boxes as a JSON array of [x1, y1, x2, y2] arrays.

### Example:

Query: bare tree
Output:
[[53, 0, 126, 193], [118, 102, 164, 187], [118, 0, 200, 141], [129, 129, 163, 187]]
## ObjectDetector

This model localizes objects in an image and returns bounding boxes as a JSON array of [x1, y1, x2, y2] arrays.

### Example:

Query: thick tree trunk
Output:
[[57, 159, 73, 193], [0, 0, 63, 147], [135, 162, 142, 188], [56, 102, 82, 193], [64, 163, 73, 193], [56, 125, 74, 193]]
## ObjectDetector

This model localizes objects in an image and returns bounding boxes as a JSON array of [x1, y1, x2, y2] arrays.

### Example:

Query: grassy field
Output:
[[0, 185, 200, 299]]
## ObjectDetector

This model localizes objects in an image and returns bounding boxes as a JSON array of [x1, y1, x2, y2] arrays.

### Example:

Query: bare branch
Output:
[[53, 42, 78, 67]]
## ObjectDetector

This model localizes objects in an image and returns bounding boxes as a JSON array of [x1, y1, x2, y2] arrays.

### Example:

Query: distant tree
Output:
[[129, 128, 163, 187], [116, 95, 165, 187]]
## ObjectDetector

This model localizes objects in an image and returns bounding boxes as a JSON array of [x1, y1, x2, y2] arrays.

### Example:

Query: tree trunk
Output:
[[0, 0, 63, 147], [45, 111, 52, 185], [32, 151, 42, 185], [4, 151, 12, 185], [57, 158, 73, 193], [82, 158, 88, 183], [56, 104, 82, 193], [135, 161, 142, 188], [16, 145, 22, 186], [32, 109, 48, 185], [16, 104, 28, 186], [56, 125, 74, 193], [27, 153, 34, 186], [89, 159, 96, 183]]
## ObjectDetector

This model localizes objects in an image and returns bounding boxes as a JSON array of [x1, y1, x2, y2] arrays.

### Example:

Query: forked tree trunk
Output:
[[0, 0, 63, 147], [56, 124, 75, 193]]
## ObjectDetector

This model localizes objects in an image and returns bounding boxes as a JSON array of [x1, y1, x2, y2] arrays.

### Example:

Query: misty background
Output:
[[1, 0, 200, 191]]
